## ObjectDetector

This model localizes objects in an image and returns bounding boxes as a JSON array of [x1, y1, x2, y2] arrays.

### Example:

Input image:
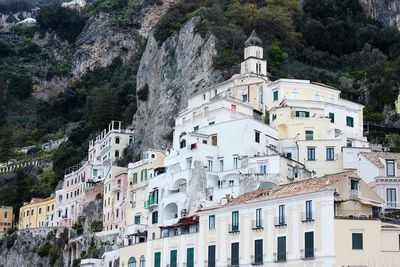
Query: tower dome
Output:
[[245, 30, 263, 47]]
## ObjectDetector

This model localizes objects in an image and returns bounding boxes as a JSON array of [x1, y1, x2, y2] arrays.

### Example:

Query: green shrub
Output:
[[72, 222, 84, 235], [49, 246, 60, 266], [37, 242, 52, 257], [6, 233, 17, 249], [91, 220, 103, 232]]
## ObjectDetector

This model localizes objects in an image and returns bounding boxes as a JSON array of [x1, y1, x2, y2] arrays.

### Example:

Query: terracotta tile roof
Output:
[[360, 152, 400, 168], [225, 171, 356, 206]]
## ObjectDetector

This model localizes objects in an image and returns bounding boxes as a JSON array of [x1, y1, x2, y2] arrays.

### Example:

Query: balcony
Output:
[[301, 212, 314, 223], [144, 196, 158, 208], [350, 189, 360, 198], [274, 216, 287, 227], [228, 224, 240, 234], [251, 220, 263, 230], [385, 201, 400, 209]]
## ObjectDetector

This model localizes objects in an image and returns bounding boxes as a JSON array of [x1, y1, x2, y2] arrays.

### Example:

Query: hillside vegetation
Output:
[[0, 0, 399, 213]]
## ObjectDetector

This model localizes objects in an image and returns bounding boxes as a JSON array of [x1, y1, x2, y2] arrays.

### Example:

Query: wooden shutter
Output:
[[231, 242, 239, 265], [255, 239, 263, 263], [277, 236, 286, 261]]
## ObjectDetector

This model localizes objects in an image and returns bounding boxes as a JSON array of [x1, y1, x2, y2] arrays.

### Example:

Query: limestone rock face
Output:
[[358, 0, 400, 30], [132, 17, 221, 156], [70, 13, 140, 78]]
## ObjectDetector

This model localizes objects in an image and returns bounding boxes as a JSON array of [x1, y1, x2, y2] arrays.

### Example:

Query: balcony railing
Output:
[[144, 196, 158, 208], [301, 212, 314, 222], [252, 220, 263, 230], [274, 216, 287, 227], [385, 201, 400, 209], [228, 224, 240, 233]]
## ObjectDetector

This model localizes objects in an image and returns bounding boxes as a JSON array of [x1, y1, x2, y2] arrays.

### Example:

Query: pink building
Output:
[[103, 167, 128, 231], [356, 152, 400, 210]]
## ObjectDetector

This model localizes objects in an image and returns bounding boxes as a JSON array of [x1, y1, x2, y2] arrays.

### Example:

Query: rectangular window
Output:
[[346, 116, 354, 127], [254, 239, 263, 264], [242, 94, 248, 102], [387, 188, 397, 208], [233, 157, 239, 169], [305, 200, 312, 220], [352, 233, 363, 250], [295, 111, 310, 118], [134, 215, 140, 224], [305, 130, 313, 140], [255, 131, 260, 143], [255, 208, 262, 228], [272, 114, 277, 121], [186, 247, 194, 267], [278, 205, 285, 225], [232, 211, 239, 232], [277, 236, 286, 261], [231, 242, 239, 266], [304, 232, 314, 258], [209, 215, 215, 229], [259, 164, 267, 174], [307, 148, 316, 161], [386, 160, 395, 176], [154, 252, 161, 267], [326, 147, 335, 161], [211, 135, 217, 146], [133, 173, 137, 184], [208, 160, 213, 171], [152, 211, 158, 224], [219, 160, 224, 172], [273, 91, 279, 101], [329, 112, 335, 123], [208, 245, 216, 267], [170, 250, 177, 267]]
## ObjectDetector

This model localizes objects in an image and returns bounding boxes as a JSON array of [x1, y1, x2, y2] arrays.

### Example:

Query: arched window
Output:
[[140, 256, 145, 267], [128, 257, 136, 267], [115, 137, 120, 144], [115, 150, 120, 158]]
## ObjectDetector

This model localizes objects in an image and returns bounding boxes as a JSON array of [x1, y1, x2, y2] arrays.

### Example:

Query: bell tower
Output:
[[240, 30, 267, 76]]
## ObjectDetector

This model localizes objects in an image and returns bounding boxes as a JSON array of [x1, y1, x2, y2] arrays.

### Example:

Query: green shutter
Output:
[[305, 232, 314, 258], [305, 130, 313, 140], [255, 239, 263, 263], [187, 248, 194, 267], [277, 236, 286, 261], [170, 250, 177, 267], [352, 233, 363, 249], [154, 252, 161, 267], [273, 91, 279, 101], [133, 173, 137, 184], [208, 245, 216, 267], [346, 116, 354, 127], [329, 112, 335, 123], [231, 243, 239, 265]]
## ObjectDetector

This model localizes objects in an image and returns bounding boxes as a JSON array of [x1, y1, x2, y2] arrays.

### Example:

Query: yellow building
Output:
[[0, 206, 13, 235], [117, 171, 400, 267], [19, 196, 55, 229]]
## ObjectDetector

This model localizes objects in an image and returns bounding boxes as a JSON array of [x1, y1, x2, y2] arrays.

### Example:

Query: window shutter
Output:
[[187, 248, 194, 267], [154, 252, 161, 267], [170, 250, 177, 267]]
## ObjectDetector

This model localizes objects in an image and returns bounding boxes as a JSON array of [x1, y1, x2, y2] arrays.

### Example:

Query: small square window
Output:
[[346, 116, 354, 127]]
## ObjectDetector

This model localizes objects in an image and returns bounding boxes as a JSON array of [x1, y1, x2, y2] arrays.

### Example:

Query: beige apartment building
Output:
[[19, 196, 55, 229], [0, 206, 13, 235]]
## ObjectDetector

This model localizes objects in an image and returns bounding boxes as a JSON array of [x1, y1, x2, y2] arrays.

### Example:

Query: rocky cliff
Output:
[[70, 13, 141, 78], [359, 0, 400, 30], [132, 17, 221, 156]]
